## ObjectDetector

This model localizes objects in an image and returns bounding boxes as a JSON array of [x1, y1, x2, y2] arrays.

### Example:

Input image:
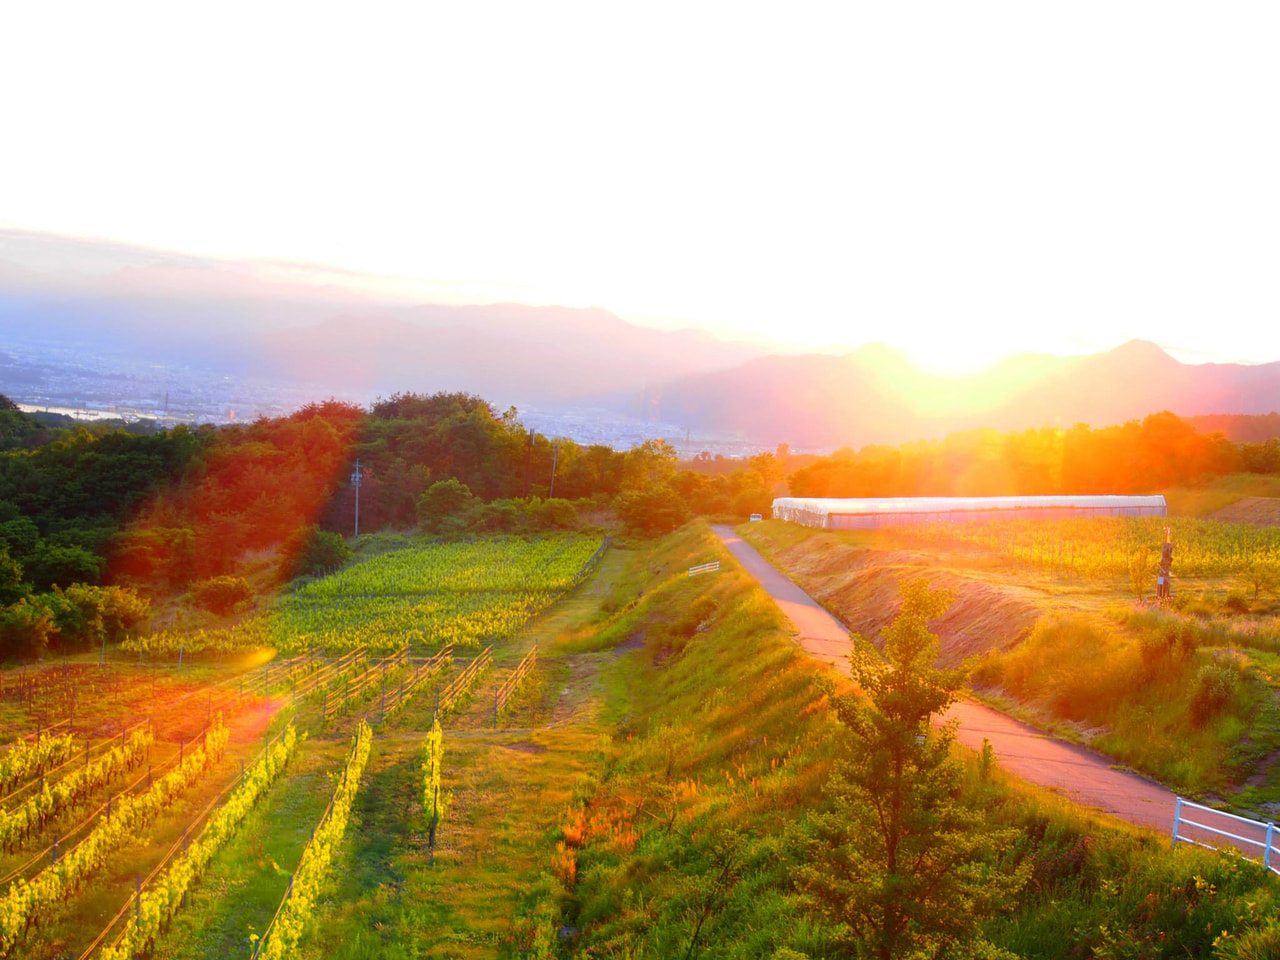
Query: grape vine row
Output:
[[253, 720, 372, 960], [0, 718, 229, 957], [94, 724, 300, 960], [0, 726, 154, 852]]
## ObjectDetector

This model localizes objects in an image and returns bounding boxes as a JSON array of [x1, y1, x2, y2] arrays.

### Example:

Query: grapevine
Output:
[[95, 724, 300, 960], [0, 718, 229, 958], [254, 720, 372, 960], [895, 515, 1280, 582], [0, 726, 154, 852], [421, 716, 450, 847], [121, 534, 606, 659], [0, 731, 76, 796]]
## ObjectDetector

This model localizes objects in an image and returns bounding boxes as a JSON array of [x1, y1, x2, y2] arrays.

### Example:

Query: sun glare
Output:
[[897, 340, 1006, 377]]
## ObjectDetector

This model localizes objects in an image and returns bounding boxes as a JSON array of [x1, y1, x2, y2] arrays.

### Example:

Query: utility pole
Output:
[[522, 433, 534, 498], [549, 442, 559, 499], [350, 459, 363, 537]]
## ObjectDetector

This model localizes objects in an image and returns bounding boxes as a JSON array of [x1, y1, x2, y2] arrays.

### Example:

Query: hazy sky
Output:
[[2, 2, 1278, 372]]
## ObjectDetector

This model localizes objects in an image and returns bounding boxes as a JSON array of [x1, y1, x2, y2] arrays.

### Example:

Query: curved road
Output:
[[713, 525, 1183, 834]]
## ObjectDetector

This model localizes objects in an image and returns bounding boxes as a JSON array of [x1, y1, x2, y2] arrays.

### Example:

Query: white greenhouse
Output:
[[770, 495, 1168, 530]]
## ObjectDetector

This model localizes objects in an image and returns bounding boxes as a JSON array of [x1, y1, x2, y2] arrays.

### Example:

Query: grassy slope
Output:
[[78, 524, 1280, 959], [548, 524, 1280, 958], [1165, 473, 1280, 517], [738, 519, 1280, 809]]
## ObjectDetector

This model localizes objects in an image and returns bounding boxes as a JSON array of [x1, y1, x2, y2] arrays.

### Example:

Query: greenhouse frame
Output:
[[770, 495, 1168, 530]]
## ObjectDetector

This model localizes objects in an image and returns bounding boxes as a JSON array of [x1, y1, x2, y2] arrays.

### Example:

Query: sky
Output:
[[2, 2, 1278, 374]]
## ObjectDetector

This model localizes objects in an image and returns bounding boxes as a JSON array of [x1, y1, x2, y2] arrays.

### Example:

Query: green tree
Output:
[[798, 581, 1027, 959], [0, 547, 27, 606], [417, 478, 475, 533], [730, 487, 772, 519], [616, 483, 691, 536], [280, 525, 353, 579]]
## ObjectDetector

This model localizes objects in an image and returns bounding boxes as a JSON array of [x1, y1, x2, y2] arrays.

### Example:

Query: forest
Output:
[[1, 393, 1277, 659]]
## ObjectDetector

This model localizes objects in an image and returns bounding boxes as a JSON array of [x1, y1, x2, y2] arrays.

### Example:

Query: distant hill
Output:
[[249, 305, 763, 406], [0, 231, 764, 409], [1186, 413, 1280, 442], [644, 341, 1280, 447]]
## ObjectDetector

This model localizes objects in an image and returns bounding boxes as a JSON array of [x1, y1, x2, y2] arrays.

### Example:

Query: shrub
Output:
[[1189, 662, 1238, 726], [531, 498, 580, 530], [1224, 591, 1251, 615], [190, 576, 253, 616], [280, 525, 352, 579]]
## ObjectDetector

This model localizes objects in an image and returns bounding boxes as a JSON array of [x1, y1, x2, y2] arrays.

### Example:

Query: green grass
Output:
[[740, 518, 1280, 810], [153, 736, 345, 959], [26, 523, 1280, 959], [1164, 473, 1280, 517]]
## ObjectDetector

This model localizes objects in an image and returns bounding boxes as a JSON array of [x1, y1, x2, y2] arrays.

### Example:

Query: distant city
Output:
[[2, 340, 786, 459]]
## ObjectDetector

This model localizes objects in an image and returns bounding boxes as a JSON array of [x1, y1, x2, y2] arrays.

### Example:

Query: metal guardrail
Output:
[[1172, 797, 1280, 874], [687, 561, 720, 577]]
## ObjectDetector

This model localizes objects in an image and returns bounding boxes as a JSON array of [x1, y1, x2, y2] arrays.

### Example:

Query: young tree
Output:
[[798, 581, 1027, 959], [417, 478, 475, 533]]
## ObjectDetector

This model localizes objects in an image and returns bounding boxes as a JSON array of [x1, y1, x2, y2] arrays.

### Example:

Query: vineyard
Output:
[[0, 530, 612, 960], [895, 515, 1280, 582], [270, 534, 607, 652], [121, 533, 607, 658]]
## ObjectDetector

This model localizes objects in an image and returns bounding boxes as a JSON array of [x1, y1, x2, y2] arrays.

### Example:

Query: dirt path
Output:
[[713, 525, 1183, 834]]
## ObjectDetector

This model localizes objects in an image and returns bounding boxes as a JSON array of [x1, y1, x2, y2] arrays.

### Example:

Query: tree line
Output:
[[0, 392, 776, 656], [789, 411, 1276, 498]]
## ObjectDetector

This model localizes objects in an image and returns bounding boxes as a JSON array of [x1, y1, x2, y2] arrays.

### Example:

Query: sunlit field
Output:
[[896, 515, 1280, 581], [0, 533, 609, 960], [741, 515, 1280, 809], [121, 535, 607, 658]]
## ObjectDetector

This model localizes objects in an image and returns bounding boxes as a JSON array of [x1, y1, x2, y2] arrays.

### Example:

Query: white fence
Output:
[[1172, 797, 1280, 874], [687, 561, 720, 577]]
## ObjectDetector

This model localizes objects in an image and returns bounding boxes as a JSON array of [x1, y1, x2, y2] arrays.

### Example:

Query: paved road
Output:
[[713, 525, 1187, 834]]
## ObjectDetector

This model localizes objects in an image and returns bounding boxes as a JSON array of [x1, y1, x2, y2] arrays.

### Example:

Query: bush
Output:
[[0, 583, 150, 657], [280, 525, 352, 579], [1224, 591, 1251, 615], [531, 498, 579, 530], [189, 576, 253, 616], [1189, 662, 1239, 726]]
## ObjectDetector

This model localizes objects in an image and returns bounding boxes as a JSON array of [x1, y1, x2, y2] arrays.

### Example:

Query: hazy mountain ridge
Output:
[[0, 232, 765, 408], [649, 341, 1280, 447]]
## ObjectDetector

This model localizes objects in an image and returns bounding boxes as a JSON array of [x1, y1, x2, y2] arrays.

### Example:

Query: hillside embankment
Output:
[[735, 520, 1043, 666], [737, 519, 1280, 811]]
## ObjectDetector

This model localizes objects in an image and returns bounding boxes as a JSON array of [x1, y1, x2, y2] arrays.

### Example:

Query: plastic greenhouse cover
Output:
[[770, 495, 1168, 517]]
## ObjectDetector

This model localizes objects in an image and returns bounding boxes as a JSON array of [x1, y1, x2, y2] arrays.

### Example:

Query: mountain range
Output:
[[2, 231, 1278, 449], [652, 340, 1280, 447]]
